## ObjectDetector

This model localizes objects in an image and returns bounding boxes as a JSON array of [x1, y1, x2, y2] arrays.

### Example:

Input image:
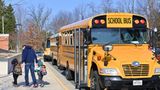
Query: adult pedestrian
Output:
[[22, 44, 38, 88]]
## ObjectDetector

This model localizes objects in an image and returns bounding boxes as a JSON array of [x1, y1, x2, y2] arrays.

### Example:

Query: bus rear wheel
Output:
[[90, 70, 105, 90], [65, 63, 73, 80], [52, 59, 57, 65]]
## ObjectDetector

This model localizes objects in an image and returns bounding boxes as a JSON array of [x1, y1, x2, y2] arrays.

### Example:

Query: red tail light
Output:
[[94, 20, 100, 24], [140, 19, 145, 24]]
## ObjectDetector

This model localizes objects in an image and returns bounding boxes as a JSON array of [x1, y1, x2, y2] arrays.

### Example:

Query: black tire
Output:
[[155, 86, 160, 90], [79, 88, 89, 90], [58, 65, 64, 70], [49, 57, 52, 62], [90, 70, 105, 90], [65, 67, 73, 80], [43, 56, 46, 62], [52, 59, 56, 65]]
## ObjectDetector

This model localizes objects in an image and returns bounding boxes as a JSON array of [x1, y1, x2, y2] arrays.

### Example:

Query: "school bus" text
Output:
[[108, 18, 131, 24]]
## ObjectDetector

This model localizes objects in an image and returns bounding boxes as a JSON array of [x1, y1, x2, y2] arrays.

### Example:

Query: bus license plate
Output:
[[133, 80, 142, 86]]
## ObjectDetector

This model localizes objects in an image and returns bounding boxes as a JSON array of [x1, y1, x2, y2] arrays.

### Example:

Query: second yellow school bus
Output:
[[50, 13, 160, 90]]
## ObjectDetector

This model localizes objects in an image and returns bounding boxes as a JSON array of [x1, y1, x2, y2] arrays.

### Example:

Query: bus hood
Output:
[[109, 44, 153, 64], [90, 44, 156, 78]]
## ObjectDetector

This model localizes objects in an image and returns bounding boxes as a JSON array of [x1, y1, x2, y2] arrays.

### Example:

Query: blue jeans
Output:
[[25, 63, 37, 85]]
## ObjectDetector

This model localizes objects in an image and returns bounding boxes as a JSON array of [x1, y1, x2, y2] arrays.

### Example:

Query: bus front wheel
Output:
[[90, 70, 105, 90]]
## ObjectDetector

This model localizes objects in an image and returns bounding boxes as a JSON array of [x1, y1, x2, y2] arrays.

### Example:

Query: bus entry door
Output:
[[74, 29, 88, 89]]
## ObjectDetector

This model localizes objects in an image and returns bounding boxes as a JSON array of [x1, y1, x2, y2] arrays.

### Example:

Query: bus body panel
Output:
[[49, 13, 159, 89]]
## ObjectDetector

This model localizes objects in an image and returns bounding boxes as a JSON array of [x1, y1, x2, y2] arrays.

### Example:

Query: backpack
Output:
[[13, 64, 22, 75]]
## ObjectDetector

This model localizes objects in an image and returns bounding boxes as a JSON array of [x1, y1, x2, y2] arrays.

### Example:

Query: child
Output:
[[11, 58, 22, 87], [35, 60, 47, 87]]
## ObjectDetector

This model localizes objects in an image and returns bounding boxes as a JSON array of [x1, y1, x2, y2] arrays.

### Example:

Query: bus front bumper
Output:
[[100, 75, 160, 89]]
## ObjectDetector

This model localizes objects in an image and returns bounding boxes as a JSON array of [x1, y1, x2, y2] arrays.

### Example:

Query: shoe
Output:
[[40, 84, 44, 87], [33, 84, 38, 88], [13, 84, 19, 87], [12, 83, 19, 87], [24, 83, 30, 87], [12, 82, 18, 86]]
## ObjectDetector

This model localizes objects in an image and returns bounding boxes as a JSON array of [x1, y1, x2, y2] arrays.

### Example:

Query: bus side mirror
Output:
[[155, 48, 160, 61], [84, 30, 91, 45]]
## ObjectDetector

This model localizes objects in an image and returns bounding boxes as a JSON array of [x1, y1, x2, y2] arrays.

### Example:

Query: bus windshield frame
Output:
[[91, 28, 149, 45]]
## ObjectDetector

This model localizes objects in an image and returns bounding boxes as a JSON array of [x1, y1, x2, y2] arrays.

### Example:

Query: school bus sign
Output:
[[107, 15, 132, 28]]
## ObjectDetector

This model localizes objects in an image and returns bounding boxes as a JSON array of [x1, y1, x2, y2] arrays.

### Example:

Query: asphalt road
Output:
[[47, 62, 157, 90]]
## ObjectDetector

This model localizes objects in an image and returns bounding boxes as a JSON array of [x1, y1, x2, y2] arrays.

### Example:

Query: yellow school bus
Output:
[[50, 33, 61, 65], [44, 38, 52, 61], [51, 13, 160, 90]]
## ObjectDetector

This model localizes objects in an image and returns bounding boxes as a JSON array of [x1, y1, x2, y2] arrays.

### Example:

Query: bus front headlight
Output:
[[100, 68, 118, 75], [155, 68, 160, 74]]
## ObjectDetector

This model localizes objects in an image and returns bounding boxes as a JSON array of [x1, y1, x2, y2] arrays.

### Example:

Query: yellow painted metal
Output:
[[88, 44, 160, 78], [44, 48, 51, 56], [58, 13, 149, 33], [107, 15, 132, 28], [54, 13, 152, 88]]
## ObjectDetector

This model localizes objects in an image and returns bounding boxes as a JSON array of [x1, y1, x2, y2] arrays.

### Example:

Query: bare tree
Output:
[[100, 0, 113, 13], [136, 0, 159, 28], [28, 5, 52, 31], [50, 11, 73, 33], [72, 3, 88, 21], [116, 1, 125, 12], [86, 2, 100, 17], [15, 6, 27, 27], [116, 0, 135, 13]]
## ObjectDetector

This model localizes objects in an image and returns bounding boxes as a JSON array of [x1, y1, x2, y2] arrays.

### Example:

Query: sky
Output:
[[6, 0, 101, 15]]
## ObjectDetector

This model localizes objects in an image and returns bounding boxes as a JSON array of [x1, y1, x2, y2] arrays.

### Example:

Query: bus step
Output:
[[79, 83, 88, 88]]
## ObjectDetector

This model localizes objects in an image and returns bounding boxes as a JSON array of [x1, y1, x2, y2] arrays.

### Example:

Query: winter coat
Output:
[[22, 45, 38, 64]]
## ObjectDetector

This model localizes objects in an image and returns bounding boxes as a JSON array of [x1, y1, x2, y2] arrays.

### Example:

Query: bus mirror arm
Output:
[[105, 52, 116, 61], [84, 41, 91, 45], [108, 53, 116, 60], [104, 53, 116, 66]]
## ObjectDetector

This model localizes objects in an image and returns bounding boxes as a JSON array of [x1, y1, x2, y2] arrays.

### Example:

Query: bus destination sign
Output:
[[107, 15, 132, 28]]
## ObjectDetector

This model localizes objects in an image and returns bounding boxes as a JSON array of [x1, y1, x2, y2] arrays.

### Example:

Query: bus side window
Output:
[[65, 33, 67, 45], [70, 31, 73, 45], [83, 28, 91, 44], [62, 33, 64, 45]]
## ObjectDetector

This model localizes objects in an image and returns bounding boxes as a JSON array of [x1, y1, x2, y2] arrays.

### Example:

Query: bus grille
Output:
[[122, 64, 149, 76]]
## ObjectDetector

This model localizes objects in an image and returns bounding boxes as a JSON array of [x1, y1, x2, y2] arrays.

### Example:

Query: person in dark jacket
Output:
[[22, 45, 38, 87], [11, 58, 20, 87]]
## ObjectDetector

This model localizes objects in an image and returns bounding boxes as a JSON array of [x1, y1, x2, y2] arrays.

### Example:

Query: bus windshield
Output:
[[91, 28, 149, 44]]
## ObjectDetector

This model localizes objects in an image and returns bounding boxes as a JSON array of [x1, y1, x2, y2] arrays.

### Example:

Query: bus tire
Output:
[[79, 87, 89, 90], [65, 67, 73, 80], [58, 65, 64, 70], [90, 70, 105, 90], [52, 59, 56, 65], [155, 86, 160, 90]]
